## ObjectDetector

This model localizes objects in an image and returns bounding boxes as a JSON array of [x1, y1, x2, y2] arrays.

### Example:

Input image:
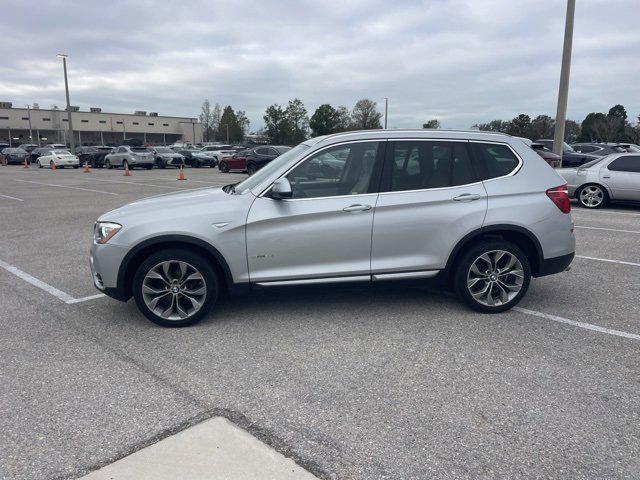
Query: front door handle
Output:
[[453, 193, 482, 202], [602, 175, 611, 179], [343, 204, 372, 212]]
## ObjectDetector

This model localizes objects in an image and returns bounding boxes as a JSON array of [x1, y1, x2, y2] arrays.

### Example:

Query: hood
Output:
[[99, 187, 233, 223]]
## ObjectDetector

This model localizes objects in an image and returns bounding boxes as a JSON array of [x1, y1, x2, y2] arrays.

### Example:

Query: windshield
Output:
[[53, 149, 71, 155], [131, 147, 149, 152], [275, 146, 292, 154], [154, 147, 172, 153], [234, 143, 310, 194], [562, 142, 575, 152]]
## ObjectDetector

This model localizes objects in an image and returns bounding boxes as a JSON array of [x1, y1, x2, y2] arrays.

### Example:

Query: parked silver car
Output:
[[104, 146, 155, 170], [91, 130, 575, 327], [558, 153, 640, 208]]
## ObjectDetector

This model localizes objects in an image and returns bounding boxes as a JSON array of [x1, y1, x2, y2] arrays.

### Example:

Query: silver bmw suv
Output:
[[91, 130, 575, 327]]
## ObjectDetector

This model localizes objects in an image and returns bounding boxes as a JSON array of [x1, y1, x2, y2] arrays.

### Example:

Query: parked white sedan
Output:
[[36, 149, 80, 169], [557, 153, 640, 208]]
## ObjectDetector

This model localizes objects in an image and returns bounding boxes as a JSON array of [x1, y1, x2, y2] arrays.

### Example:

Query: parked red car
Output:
[[530, 143, 562, 168], [218, 145, 291, 174]]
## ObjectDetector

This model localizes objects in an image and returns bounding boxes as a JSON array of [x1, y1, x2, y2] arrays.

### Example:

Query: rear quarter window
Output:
[[470, 143, 520, 180]]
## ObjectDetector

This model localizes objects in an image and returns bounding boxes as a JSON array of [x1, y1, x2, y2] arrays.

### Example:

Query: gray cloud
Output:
[[1, 0, 638, 130]]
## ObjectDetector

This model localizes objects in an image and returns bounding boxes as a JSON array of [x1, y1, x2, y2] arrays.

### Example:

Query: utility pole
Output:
[[57, 54, 76, 152], [383, 98, 388, 129], [192, 121, 196, 144], [25, 105, 34, 144], [552, 0, 576, 158]]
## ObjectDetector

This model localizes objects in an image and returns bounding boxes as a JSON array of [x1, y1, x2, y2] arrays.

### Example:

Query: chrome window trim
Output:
[[258, 139, 385, 199]]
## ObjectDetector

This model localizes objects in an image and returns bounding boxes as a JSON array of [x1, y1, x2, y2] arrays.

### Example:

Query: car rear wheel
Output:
[[105, 159, 112, 169], [123, 160, 130, 170], [132, 249, 219, 327], [37, 159, 43, 168], [219, 161, 228, 173], [454, 240, 531, 313], [156, 158, 166, 169], [246, 163, 257, 175], [578, 184, 608, 209]]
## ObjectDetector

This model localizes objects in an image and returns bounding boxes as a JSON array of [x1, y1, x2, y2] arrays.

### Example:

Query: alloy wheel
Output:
[[467, 250, 524, 307], [142, 260, 207, 321], [579, 185, 604, 208]]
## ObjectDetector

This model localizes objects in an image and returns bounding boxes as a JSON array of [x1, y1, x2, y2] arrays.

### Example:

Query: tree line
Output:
[[474, 104, 640, 144], [201, 98, 640, 146]]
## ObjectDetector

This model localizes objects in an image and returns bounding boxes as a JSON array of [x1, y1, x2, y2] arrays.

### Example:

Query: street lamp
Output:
[[25, 104, 34, 145], [57, 54, 76, 152], [383, 98, 388, 129]]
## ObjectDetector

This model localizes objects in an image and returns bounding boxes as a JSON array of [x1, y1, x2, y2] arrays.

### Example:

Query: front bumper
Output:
[[90, 242, 130, 301]]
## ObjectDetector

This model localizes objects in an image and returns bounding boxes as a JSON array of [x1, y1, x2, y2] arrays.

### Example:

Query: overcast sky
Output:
[[1, 0, 638, 131]]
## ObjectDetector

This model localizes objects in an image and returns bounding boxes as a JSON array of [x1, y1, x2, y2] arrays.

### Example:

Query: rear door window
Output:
[[470, 143, 520, 180], [607, 156, 640, 173], [383, 141, 477, 192]]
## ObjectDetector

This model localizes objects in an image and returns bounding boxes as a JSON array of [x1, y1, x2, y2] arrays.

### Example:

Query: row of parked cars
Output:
[[0, 141, 293, 174], [521, 138, 640, 167]]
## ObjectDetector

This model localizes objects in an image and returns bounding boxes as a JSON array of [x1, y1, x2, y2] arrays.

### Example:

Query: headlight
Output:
[[94, 221, 122, 244]]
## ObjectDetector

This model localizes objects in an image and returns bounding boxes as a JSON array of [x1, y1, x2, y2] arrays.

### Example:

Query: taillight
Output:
[[546, 184, 571, 213]]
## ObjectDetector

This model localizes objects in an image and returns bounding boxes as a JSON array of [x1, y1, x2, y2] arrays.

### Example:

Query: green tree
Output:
[[310, 104, 340, 136], [529, 115, 555, 140], [350, 99, 382, 130], [263, 104, 289, 145], [236, 110, 250, 136], [607, 104, 628, 142], [284, 98, 309, 144], [564, 120, 581, 143], [422, 119, 441, 129], [579, 112, 608, 142], [474, 120, 509, 133], [217, 106, 243, 143], [335, 106, 352, 131], [505, 114, 532, 138]]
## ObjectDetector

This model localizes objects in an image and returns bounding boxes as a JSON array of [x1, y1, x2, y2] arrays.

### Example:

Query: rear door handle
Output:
[[453, 194, 482, 202], [343, 204, 372, 212]]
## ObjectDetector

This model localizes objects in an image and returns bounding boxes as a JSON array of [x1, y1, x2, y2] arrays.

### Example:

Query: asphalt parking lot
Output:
[[1, 164, 639, 480]]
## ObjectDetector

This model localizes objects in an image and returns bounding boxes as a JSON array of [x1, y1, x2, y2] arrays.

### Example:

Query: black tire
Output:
[[123, 160, 129, 170], [145, 165, 153, 170], [37, 160, 43, 169], [454, 240, 531, 313], [246, 163, 257, 175], [156, 157, 166, 169], [219, 161, 228, 173], [193, 160, 201, 168], [132, 249, 219, 328], [73, 165, 79, 169], [577, 184, 608, 209], [105, 159, 112, 169]]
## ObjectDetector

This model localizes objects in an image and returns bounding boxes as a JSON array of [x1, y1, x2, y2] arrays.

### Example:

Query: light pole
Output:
[[25, 104, 34, 144], [552, 0, 576, 158], [383, 98, 388, 129], [57, 54, 76, 152]]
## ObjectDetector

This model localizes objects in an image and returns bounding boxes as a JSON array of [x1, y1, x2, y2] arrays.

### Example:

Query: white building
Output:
[[0, 102, 202, 146]]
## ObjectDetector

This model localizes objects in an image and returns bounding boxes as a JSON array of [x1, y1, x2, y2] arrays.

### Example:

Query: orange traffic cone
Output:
[[178, 165, 186, 181], [24, 158, 29, 169], [124, 163, 131, 176], [83, 162, 90, 173], [50, 161, 57, 171]]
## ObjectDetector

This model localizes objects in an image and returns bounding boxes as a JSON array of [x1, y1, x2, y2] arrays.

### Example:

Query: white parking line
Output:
[[14, 179, 119, 195], [0, 259, 105, 304], [572, 209, 640, 217], [574, 225, 640, 235], [0, 194, 24, 201], [514, 307, 640, 342], [94, 178, 200, 190], [577, 255, 640, 268]]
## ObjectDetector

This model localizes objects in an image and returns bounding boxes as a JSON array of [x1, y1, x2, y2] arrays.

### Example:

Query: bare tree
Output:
[[199, 99, 214, 142], [350, 99, 382, 130]]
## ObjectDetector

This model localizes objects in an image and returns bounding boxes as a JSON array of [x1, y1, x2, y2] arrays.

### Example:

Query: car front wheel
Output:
[[454, 240, 531, 313], [219, 161, 228, 173], [132, 249, 219, 327]]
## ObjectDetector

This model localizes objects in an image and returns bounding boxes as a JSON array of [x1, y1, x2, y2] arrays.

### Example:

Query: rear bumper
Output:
[[535, 252, 575, 277]]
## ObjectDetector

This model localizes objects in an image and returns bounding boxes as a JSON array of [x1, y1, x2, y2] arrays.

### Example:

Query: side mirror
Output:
[[271, 177, 292, 199]]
